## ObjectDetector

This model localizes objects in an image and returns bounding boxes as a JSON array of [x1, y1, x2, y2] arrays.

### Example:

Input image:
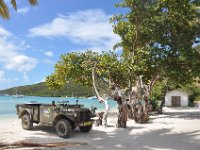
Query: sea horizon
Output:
[[0, 95, 118, 120]]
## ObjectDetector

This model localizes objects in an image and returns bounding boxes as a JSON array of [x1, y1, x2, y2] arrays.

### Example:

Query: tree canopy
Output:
[[46, 0, 200, 124], [111, 0, 200, 96], [47, 0, 200, 101], [46, 51, 128, 98]]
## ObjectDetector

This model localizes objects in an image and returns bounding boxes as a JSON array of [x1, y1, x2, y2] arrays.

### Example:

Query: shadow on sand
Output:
[[18, 124, 200, 150], [163, 111, 200, 120], [4, 111, 200, 150]]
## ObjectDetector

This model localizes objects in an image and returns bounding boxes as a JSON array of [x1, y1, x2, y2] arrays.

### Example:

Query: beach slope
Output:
[[1, 108, 200, 150]]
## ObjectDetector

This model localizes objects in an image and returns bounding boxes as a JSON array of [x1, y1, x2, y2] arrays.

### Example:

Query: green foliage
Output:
[[47, 51, 98, 87], [182, 82, 200, 106], [111, 0, 200, 96], [46, 51, 129, 92], [47, 0, 200, 102], [149, 81, 166, 109], [150, 80, 200, 108]]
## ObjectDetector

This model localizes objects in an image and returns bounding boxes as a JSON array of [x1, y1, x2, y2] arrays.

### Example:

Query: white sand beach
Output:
[[1, 107, 200, 150]]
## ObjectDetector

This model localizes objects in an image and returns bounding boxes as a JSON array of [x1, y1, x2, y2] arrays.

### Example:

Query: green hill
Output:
[[0, 82, 94, 97]]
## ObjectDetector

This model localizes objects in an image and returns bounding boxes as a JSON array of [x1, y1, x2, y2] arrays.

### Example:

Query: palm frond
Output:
[[0, 0, 10, 19], [29, 0, 38, 6], [11, 0, 17, 11]]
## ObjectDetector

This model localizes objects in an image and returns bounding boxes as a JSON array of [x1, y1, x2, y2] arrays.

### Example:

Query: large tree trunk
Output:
[[128, 75, 160, 124], [117, 104, 128, 128], [92, 65, 128, 128], [131, 97, 149, 123], [113, 95, 128, 128]]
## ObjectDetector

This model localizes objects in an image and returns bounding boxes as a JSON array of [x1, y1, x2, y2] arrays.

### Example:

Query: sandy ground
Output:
[[1, 107, 200, 150]]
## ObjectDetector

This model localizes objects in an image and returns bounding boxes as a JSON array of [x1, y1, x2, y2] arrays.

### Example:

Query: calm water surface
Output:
[[0, 96, 117, 119]]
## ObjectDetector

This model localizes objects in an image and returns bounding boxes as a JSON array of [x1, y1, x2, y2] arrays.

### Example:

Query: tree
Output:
[[46, 51, 130, 127], [0, 0, 37, 19], [111, 0, 200, 120], [47, 0, 200, 125]]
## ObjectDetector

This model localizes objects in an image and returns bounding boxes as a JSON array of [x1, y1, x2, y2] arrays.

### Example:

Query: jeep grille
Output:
[[80, 110, 91, 121]]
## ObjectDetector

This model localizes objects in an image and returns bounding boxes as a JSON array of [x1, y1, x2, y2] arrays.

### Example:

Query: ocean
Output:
[[0, 96, 118, 119]]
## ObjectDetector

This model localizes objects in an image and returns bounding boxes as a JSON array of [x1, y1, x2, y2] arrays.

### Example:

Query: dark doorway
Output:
[[171, 96, 181, 107]]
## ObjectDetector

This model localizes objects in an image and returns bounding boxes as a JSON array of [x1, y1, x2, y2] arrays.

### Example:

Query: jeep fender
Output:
[[19, 109, 32, 119], [53, 115, 75, 127]]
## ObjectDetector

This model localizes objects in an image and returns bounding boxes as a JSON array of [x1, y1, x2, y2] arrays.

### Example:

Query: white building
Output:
[[165, 89, 189, 107]]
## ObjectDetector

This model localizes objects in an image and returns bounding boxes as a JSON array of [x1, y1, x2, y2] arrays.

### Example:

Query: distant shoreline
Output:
[[0, 82, 94, 98]]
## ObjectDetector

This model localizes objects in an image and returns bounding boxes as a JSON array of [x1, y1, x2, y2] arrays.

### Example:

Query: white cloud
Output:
[[44, 51, 53, 57], [4, 55, 37, 72], [0, 26, 37, 72], [0, 26, 11, 36], [17, 7, 29, 14], [29, 9, 120, 51]]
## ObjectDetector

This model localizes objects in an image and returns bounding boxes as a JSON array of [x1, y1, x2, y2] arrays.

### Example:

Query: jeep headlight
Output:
[[73, 113, 77, 117]]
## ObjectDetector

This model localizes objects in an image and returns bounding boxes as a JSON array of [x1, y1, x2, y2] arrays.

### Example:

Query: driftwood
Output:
[[0, 141, 87, 149]]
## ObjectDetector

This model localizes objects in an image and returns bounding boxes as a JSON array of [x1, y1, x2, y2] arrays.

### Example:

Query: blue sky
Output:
[[0, 0, 122, 90]]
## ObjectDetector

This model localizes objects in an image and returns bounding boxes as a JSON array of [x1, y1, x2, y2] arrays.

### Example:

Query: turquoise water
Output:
[[0, 96, 117, 119]]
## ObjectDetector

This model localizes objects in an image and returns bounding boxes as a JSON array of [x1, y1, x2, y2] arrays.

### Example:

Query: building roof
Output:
[[166, 89, 189, 95]]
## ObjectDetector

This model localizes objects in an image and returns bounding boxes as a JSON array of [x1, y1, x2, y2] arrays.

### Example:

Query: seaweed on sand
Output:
[[0, 141, 87, 149]]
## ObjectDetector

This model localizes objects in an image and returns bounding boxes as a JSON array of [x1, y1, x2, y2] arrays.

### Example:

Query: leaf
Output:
[[29, 0, 38, 6], [0, 0, 9, 19], [11, 0, 17, 11]]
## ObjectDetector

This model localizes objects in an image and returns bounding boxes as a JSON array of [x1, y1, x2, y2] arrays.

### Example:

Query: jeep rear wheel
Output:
[[55, 119, 72, 138], [79, 125, 92, 132], [21, 114, 33, 130]]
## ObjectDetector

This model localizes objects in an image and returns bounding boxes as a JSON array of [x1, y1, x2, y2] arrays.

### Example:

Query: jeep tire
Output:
[[21, 114, 33, 130], [79, 125, 92, 132], [55, 119, 72, 138]]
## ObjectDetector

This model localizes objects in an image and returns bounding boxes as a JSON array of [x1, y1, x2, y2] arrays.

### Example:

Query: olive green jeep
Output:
[[16, 100, 93, 138]]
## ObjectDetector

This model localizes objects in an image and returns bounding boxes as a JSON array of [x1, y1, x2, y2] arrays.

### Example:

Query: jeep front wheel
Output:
[[55, 119, 72, 138], [21, 114, 33, 130], [79, 125, 92, 132]]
